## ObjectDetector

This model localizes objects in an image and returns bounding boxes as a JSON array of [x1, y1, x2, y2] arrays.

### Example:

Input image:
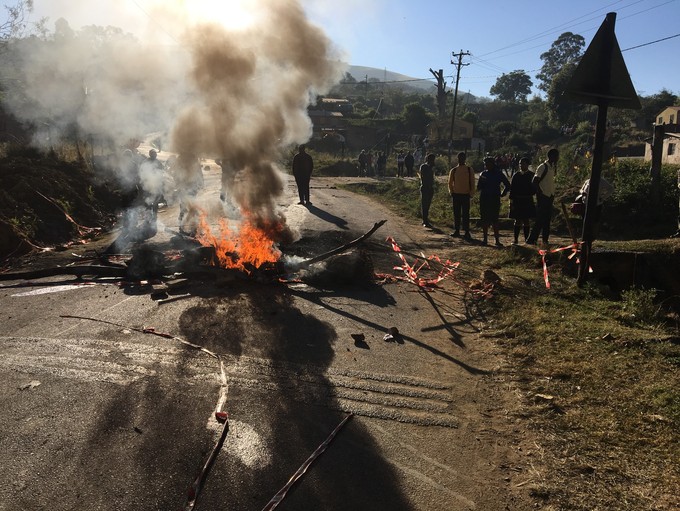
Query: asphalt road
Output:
[[0, 162, 536, 510]]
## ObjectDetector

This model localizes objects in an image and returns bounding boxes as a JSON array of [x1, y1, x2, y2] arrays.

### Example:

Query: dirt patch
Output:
[[0, 147, 123, 260]]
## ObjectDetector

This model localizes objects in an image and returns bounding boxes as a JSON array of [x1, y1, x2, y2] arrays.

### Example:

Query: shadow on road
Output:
[[173, 283, 412, 510], [304, 203, 349, 230], [288, 286, 491, 376]]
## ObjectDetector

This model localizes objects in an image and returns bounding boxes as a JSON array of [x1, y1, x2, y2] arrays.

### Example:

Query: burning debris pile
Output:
[[0, 221, 388, 291]]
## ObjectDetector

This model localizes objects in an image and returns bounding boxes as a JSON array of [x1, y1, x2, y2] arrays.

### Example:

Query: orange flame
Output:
[[196, 213, 281, 271]]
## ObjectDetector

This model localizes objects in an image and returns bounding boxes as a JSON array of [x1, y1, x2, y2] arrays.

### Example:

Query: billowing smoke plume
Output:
[[170, 0, 342, 227], [6, 0, 343, 233]]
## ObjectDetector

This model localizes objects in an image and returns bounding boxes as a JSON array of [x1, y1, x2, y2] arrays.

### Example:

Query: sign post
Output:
[[562, 12, 641, 286]]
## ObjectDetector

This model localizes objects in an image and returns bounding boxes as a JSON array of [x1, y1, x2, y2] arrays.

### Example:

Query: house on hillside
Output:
[[319, 98, 354, 115], [308, 110, 345, 137], [655, 106, 680, 126], [644, 106, 680, 165], [426, 118, 473, 142]]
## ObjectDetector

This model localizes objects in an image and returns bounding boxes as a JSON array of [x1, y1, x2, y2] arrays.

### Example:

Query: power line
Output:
[[622, 32, 680, 51], [128, 0, 181, 45], [475, 0, 674, 64], [476, 0, 636, 58]]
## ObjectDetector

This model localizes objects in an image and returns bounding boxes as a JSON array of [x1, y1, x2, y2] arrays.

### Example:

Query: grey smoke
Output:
[[7, 0, 344, 235]]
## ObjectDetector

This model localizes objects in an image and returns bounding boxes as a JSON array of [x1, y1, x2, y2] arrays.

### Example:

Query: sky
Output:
[[21, 0, 680, 99]]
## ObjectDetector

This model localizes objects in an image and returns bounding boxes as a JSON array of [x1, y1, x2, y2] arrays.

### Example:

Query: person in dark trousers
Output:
[[477, 157, 510, 246], [376, 151, 387, 177], [397, 151, 405, 177], [672, 169, 680, 238], [447, 151, 475, 240], [526, 148, 559, 245], [358, 149, 368, 176], [404, 150, 415, 177], [418, 153, 436, 228], [508, 156, 536, 244], [136, 148, 165, 238], [292, 144, 313, 205]]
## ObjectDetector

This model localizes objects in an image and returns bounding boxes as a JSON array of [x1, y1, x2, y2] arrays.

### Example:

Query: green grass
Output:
[[341, 176, 680, 511]]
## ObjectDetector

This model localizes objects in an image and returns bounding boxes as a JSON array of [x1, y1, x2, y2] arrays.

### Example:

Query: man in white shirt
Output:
[[526, 148, 559, 245]]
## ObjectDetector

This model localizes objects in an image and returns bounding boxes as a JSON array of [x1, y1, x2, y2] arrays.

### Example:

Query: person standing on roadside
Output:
[[292, 144, 313, 205], [447, 151, 475, 240], [358, 149, 368, 177], [397, 151, 405, 177], [419, 153, 436, 228], [672, 168, 680, 238], [526, 148, 559, 245], [477, 157, 510, 246], [508, 156, 536, 244], [404, 150, 415, 177]]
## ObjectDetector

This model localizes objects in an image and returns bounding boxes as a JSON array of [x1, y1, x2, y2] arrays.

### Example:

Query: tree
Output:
[[1, 0, 35, 47], [401, 102, 432, 134], [341, 71, 357, 84], [489, 70, 533, 102], [546, 62, 591, 126], [536, 32, 585, 92]]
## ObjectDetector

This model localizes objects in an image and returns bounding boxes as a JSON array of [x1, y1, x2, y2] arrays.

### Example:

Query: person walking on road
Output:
[[419, 153, 436, 228], [447, 152, 475, 240], [292, 144, 313, 205], [526, 148, 559, 245]]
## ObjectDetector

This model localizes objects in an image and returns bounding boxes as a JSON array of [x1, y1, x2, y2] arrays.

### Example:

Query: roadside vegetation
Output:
[[331, 152, 680, 510]]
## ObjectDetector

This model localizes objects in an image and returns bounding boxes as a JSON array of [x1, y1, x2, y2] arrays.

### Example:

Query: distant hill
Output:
[[346, 65, 436, 93], [344, 65, 480, 102]]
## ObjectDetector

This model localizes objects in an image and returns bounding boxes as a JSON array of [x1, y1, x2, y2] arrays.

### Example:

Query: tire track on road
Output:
[[0, 336, 458, 427]]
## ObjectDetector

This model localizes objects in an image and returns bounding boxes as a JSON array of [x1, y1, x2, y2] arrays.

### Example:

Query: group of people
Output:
[[419, 149, 562, 246], [357, 149, 392, 177], [358, 149, 427, 178]]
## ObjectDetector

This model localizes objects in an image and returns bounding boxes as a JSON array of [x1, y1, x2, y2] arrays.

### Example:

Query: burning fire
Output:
[[196, 212, 281, 271]]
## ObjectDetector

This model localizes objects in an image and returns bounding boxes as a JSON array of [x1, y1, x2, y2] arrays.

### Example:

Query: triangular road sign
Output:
[[563, 12, 641, 109]]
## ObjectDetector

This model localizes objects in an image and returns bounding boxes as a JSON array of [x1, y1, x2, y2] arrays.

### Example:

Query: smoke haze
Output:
[[9, 0, 344, 230]]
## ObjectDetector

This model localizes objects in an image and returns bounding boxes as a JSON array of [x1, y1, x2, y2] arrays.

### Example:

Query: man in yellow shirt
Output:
[[447, 152, 475, 240]]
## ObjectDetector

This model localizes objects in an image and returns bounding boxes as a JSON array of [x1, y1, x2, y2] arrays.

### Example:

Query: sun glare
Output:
[[172, 0, 259, 30]]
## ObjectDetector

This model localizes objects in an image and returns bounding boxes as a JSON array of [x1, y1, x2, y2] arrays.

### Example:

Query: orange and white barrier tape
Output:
[[385, 237, 459, 289], [537, 243, 591, 289]]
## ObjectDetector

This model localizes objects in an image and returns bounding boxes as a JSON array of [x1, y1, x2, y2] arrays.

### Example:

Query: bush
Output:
[[606, 160, 678, 237], [620, 287, 659, 323]]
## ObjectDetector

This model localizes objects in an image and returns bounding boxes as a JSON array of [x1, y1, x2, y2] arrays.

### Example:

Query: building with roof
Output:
[[645, 106, 680, 165]]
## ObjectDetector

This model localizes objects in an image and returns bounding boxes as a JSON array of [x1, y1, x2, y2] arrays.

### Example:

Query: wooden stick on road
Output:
[[298, 220, 387, 269]]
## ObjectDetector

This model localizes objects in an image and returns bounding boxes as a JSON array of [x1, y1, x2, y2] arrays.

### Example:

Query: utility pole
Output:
[[449, 50, 470, 145], [649, 123, 665, 206]]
